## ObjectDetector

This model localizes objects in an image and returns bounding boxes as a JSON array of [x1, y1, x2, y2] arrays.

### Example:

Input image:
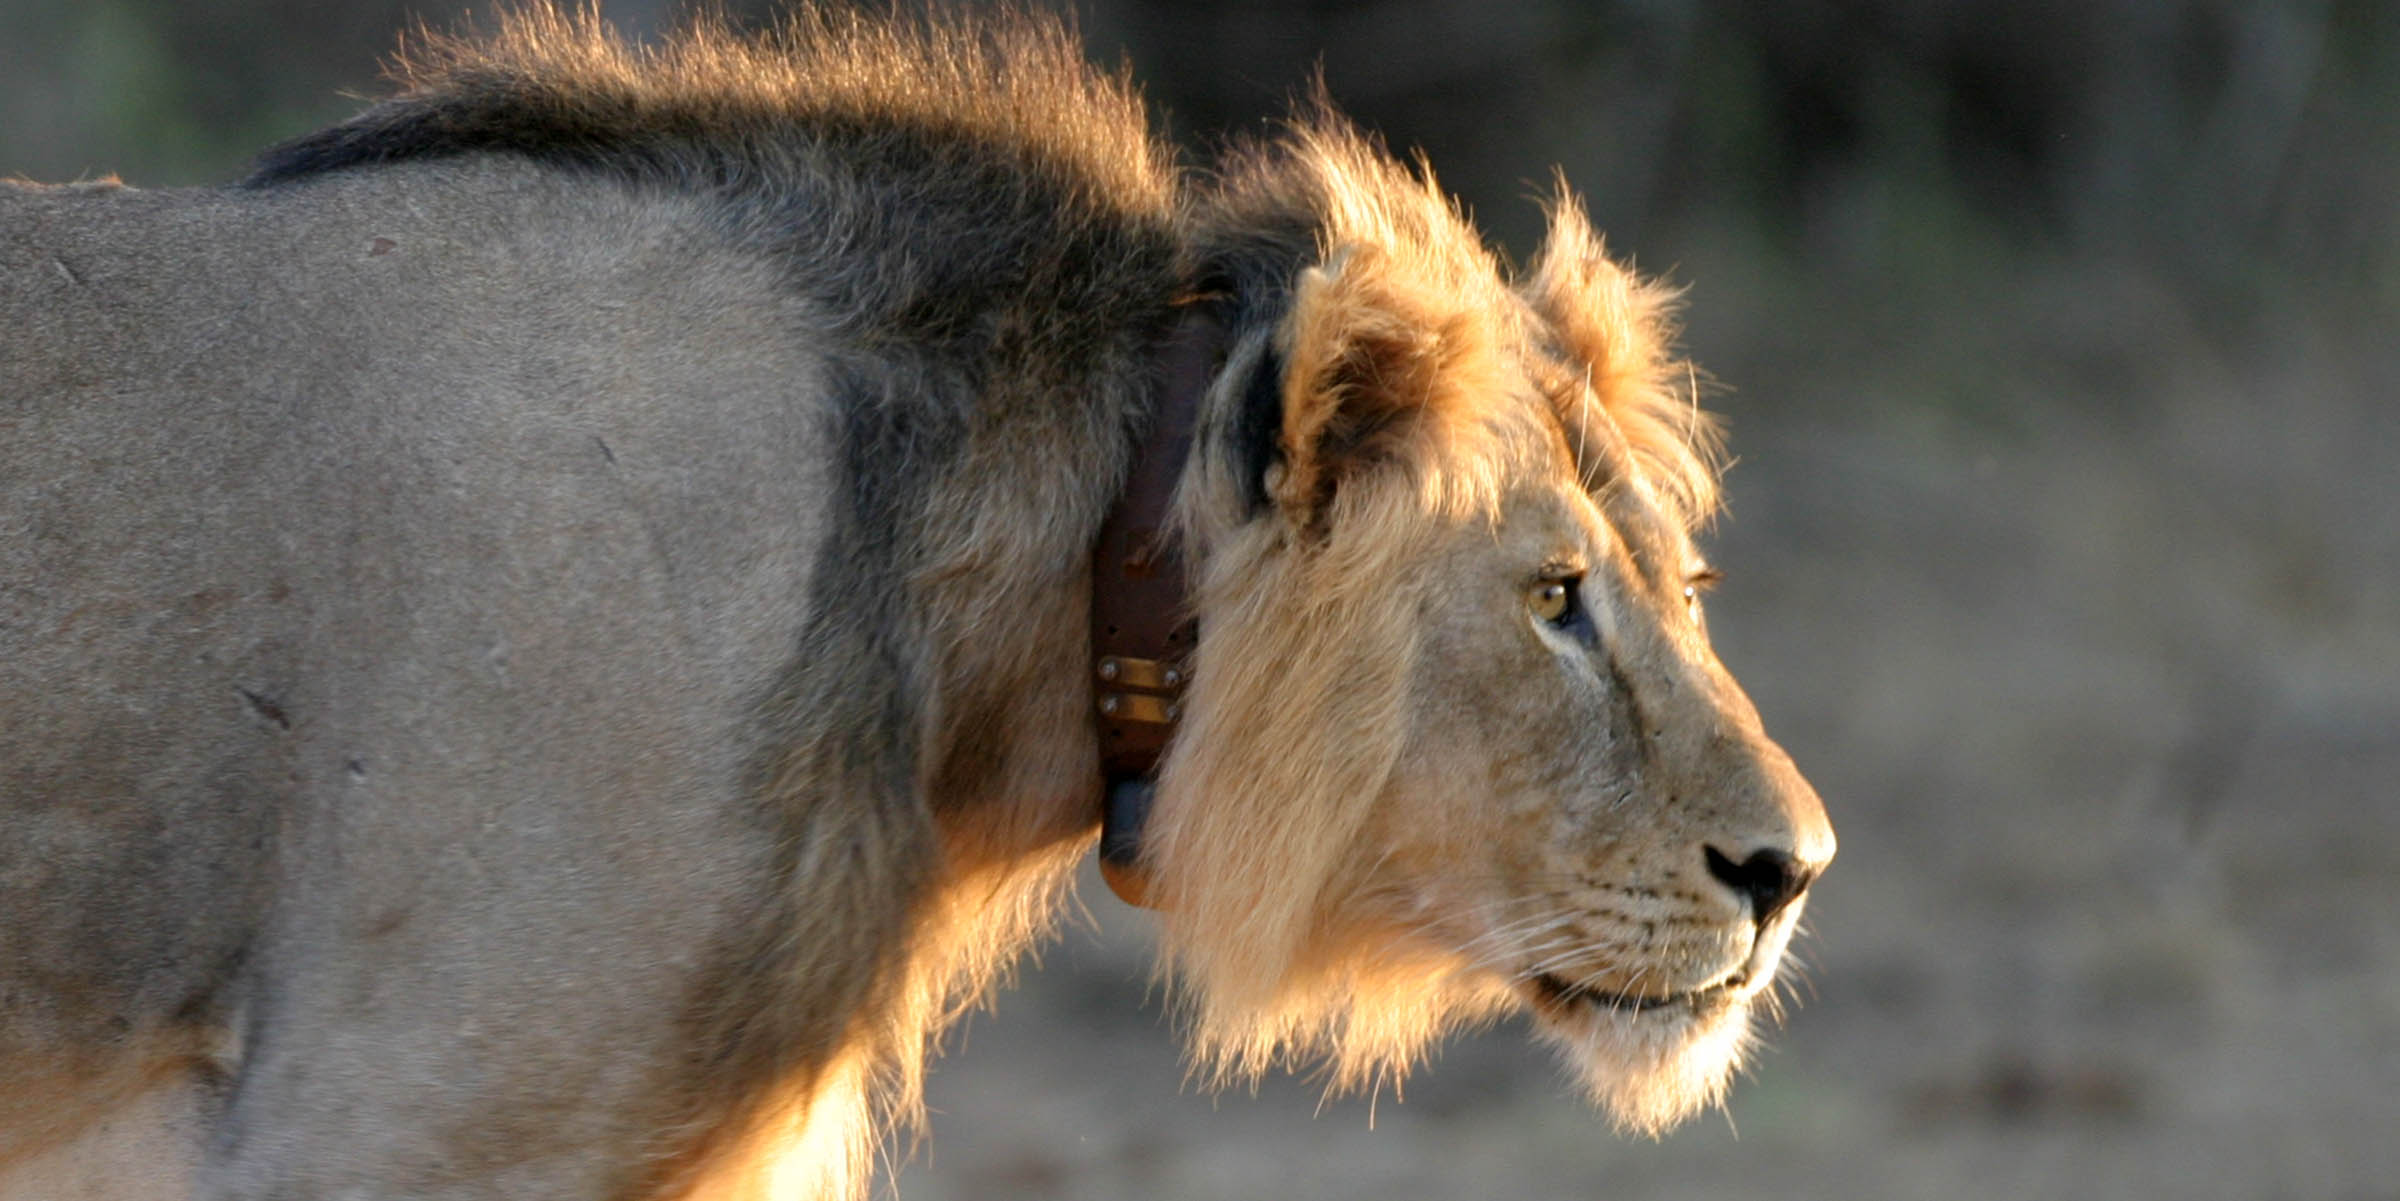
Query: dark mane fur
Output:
[[251, 4, 1185, 354]]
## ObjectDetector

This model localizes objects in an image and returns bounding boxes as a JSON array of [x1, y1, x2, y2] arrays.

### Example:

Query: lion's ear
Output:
[[1522, 197, 1677, 401], [1272, 244, 1478, 531], [1523, 194, 1721, 526]]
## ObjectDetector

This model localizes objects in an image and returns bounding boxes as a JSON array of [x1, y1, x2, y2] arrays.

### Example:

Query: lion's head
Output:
[[1151, 122, 1835, 1133]]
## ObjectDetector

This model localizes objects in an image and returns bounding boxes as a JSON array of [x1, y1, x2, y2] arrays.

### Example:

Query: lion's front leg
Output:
[[202, 729, 900, 1201]]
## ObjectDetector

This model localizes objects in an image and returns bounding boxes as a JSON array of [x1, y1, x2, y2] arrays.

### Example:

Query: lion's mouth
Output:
[[1526, 971, 1745, 1017]]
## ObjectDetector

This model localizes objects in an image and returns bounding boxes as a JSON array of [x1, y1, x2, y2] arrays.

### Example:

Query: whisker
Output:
[[1575, 367, 1595, 484]]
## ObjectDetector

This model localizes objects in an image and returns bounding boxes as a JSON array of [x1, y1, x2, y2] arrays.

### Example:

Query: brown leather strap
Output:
[[1090, 304, 1226, 906]]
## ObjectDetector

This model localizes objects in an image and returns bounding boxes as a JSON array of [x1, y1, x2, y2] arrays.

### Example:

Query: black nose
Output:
[[1704, 845, 1814, 925]]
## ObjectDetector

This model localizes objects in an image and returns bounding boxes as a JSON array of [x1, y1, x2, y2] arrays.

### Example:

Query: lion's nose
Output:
[[1702, 845, 1816, 925]]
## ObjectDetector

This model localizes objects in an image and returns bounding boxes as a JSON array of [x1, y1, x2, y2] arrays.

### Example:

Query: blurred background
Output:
[[5, 1, 2394, 1197]]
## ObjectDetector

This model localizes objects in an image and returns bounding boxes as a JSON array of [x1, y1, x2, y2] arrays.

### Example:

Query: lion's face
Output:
[[1152, 177, 1830, 1133], [1373, 461, 1832, 1131]]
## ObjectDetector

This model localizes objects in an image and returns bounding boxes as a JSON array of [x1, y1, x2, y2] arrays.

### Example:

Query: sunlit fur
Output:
[[1520, 191, 1724, 530], [677, 846, 1088, 1201], [351, 3, 1170, 213]]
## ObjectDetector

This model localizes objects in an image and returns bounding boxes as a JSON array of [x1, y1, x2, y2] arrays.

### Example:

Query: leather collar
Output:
[[1089, 304, 1227, 907]]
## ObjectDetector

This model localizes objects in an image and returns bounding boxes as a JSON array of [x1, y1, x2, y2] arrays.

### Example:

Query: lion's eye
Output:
[[1527, 578, 1575, 624], [1683, 567, 1720, 624]]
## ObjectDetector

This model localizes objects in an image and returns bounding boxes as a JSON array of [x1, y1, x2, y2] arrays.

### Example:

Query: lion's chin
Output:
[[1522, 977, 1757, 1136]]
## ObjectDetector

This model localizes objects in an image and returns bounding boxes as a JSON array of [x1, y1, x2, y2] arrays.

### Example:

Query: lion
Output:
[[0, 6, 1832, 1199]]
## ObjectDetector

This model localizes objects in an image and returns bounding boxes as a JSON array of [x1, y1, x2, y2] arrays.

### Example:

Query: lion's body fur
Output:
[[0, 7, 1831, 1199]]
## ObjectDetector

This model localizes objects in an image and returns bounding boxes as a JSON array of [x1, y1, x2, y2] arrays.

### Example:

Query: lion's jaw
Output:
[[1513, 893, 1809, 1134], [1352, 795, 1819, 1135]]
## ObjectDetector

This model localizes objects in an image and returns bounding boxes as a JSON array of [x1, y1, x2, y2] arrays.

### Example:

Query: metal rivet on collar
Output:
[[1097, 655, 1176, 691], [1098, 693, 1173, 725]]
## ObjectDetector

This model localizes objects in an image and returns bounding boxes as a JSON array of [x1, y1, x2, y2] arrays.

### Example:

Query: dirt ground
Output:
[[894, 263, 2400, 1201]]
